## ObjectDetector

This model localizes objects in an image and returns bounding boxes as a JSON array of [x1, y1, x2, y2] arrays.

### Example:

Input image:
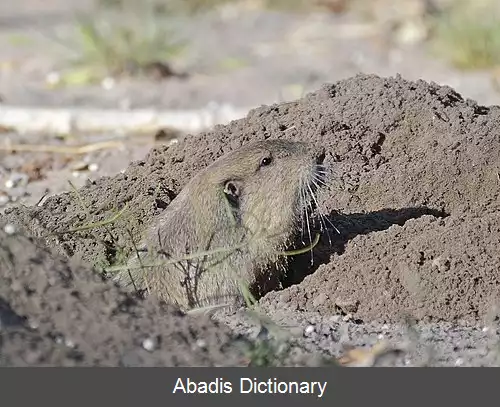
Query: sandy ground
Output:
[[1, 1, 500, 366]]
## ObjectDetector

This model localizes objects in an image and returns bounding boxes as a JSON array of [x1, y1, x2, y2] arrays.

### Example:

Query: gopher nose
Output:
[[314, 146, 326, 165]]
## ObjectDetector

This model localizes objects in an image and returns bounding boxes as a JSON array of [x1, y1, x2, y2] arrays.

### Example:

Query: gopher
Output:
[[114, 139, 327, 310]]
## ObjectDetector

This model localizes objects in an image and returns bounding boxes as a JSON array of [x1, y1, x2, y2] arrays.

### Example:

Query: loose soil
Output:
[[0, 227, 252, 366], [2, 74, 500, 365]]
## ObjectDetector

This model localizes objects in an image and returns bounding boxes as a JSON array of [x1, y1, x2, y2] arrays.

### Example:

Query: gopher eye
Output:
[[260, 156, 272, 167]]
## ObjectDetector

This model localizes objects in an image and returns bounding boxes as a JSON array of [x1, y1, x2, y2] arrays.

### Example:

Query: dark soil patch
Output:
[[2, 73, 500, 364], [0, 226, 252, 366]]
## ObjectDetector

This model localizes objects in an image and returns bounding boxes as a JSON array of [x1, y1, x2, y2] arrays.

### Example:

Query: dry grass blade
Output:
[[186, 303, 233, 315], [105, 241, 250, 274], [51, 203, 129, 235], [0, 140, 125, 155], [280, 232, 320, 256], [107, 231, 321, 275]]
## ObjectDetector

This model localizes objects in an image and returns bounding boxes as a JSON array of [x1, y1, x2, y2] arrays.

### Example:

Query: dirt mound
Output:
[[0, 226, 247, 366], [262, 212, 500, 323], [4, 73, 500, 324]]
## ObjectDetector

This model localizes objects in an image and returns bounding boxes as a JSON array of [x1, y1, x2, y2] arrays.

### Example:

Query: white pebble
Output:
[[101, 77, 115, 90], [0, 195, 9, 205], [4, 173, 29, 188], [482, 326, 490, 333], [455, 358, 464, 366], [377, 334, 384, 339], [28, 320, 39, 330], [65, 339, 75, 348], [88, 163, 99, 172], [46, 71, 61, 85], [142, 338, 156, 352], [3, 223, 15, 235], [304, 325, 315, 335], [196, 339, 207, 349]]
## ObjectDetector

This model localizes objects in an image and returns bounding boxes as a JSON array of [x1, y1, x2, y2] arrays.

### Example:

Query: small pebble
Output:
[[28, 320, 39, 330], [5, 173, 29, 188], [101, 77, 115, 90], [65, 339, 76, 349], [196, 339, 207, 349], [455, 358, 464, 366], [88, 163, 99, 172], [304, 325, 315, 335], [142, 338, 156, 352], [342, 313, 353, 322], [3, 223, 15, 235], [0, 195, 9, 205], [45, 71, 61, 86]]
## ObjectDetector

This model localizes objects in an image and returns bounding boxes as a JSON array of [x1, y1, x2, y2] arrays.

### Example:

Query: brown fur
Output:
[[114, 139, 325, 310]]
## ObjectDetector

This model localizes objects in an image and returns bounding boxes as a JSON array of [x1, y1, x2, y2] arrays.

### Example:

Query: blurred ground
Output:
[[1, 0, 500, 110]]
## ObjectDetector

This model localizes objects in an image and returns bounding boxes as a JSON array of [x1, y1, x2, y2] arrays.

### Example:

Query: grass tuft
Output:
[[429, 0, 500, 70], [58, 0, 187, 85]]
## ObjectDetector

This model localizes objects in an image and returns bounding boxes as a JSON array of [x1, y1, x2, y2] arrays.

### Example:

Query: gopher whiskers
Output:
[[310, 177, 340, 236], [312, 165, 329, 186], [306, 182, 332, 245], [323, 214, 340, 235], [299, 180, 306, 246], [312, 174, 328, 187], [299, 179, 314, 265]]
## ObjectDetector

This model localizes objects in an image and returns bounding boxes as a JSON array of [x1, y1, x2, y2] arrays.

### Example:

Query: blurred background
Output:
[[1, 0, 500, 213], [1, 0, 500, 110]]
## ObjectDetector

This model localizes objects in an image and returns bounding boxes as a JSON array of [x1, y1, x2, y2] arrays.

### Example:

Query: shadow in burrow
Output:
[[281, 206, 448, 289]]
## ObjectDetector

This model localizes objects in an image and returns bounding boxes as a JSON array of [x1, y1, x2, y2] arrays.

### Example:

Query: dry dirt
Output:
[[0, 227, 249, 366], [2, 74, 500, 366]]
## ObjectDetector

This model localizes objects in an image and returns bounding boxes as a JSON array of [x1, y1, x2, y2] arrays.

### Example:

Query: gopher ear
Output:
[[223, 180, 242, 199], [224, 181, 241, 199]]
